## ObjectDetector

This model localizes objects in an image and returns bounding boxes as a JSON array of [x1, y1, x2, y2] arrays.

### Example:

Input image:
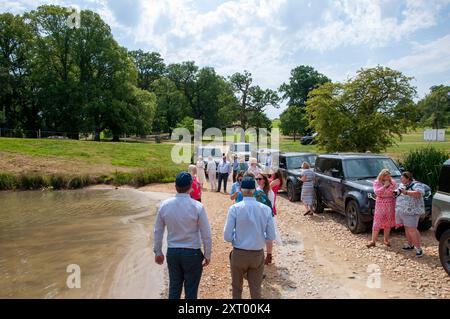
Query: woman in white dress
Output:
[[206, 156, 217, 191], [196, 156, 206, 188]]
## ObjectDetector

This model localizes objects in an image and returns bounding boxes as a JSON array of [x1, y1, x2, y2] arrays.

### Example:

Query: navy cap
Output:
[[241, 176, 256, 190], [175, 171, 192, 188]]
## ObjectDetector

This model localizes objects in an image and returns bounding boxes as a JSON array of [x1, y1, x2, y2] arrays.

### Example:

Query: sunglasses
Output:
[[255, 178, 263, 181]]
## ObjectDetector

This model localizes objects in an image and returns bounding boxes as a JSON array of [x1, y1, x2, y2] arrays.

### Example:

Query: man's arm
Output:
[[265, 209, 276, 241], [198, 206, 212, 262], [153, 206, 165, 259], [223, 206, 236, 243]]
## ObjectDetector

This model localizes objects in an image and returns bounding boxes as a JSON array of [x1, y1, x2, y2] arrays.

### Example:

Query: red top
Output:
[[269, 177, 282, 215], [190, 176, 202, 201]]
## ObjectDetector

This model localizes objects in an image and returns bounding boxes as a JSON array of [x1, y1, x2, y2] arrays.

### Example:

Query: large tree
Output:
[[229, 70, 279, 131], [150, 77, 189, 133], [279, 65, 330, 108], [279, 105, 306, 141], [279, 65, 330, 136], [0, 13, 35, 135], [418, 85, 450, 129], [129, 50, 166, 91], [306, 66, 418, 152]]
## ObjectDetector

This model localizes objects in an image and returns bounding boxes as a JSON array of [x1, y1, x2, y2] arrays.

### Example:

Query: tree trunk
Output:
[[112, 134, 120, 142], [293, 132, 296, 141]]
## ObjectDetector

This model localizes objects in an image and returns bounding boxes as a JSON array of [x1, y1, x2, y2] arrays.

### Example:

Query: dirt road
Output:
[[141, 183, 450, 299]]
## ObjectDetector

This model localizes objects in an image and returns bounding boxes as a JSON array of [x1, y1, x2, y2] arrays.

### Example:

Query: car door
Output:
[[315, 158, 333, 205], [328, 159, 345, 212], [279, 156, 288, 191]]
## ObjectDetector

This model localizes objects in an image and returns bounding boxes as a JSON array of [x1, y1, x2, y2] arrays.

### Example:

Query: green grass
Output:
[[0, 138, 184, 170], [278, 129, 450, 160], [1, 127, 449, 190], [0, 138, 186, 190]]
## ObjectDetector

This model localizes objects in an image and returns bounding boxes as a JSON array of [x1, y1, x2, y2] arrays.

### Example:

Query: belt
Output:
[[233, 247, 264, 252]]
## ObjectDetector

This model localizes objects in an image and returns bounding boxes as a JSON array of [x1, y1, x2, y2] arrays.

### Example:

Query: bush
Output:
[[400, 146, 449, 193], [0, 173, 16, 190], [67, 175, 94, 189], [17, 174, 48, 190], [49, 175, 69, 189]]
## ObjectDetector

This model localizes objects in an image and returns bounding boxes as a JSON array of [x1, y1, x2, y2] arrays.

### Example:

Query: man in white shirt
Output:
[[154, 172, 212, 299], [217, 153, 232, 193], [223, 176, 276, 299]]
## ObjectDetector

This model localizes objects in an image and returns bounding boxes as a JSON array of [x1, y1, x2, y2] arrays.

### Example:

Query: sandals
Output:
[[384, 241, 391, 247], [366, 241, 376, 248], [265, 253, 272, 265], [303, 210, 313, 216]]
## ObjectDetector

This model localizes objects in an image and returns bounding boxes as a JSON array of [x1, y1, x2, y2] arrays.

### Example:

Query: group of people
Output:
[[153, 154, 318, 299], [153, 171, 277, 299], [153, 156, 427, 300], [367, 169, 426, 257]]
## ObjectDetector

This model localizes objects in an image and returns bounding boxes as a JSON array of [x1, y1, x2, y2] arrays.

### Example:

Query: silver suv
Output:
[[432, 159, 450, 276]]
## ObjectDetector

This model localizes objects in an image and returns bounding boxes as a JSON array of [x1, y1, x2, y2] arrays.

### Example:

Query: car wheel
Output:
[[439, 229, 450, 276], [287, 181, 300, 202], [312, 188, 324, 214], [345, 200, 366, 234], [418, 217, 432, 231]]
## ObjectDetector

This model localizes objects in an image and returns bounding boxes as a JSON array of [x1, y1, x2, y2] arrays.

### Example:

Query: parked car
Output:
[[192, 146, 223, 175], [313, 153, 433, 234], [257, 148, 280, 172], [300, 132, 318, 145], [278, 152, 317, 202], [432, 159, 450, 276], [229, 142, 253, 162]]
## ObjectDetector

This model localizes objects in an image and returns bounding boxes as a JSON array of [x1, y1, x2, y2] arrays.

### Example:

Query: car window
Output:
[[280, 156, 286, 167], [233, 144, 249, 152], [438, 165, 450, 194], [286, 156, 317, 170], [315, 158, 342, 177], [201, 148, 221, 157], [343, 158, 401, 180]]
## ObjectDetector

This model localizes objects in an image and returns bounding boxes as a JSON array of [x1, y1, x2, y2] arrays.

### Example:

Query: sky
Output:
[[1, 0, 450, 119]]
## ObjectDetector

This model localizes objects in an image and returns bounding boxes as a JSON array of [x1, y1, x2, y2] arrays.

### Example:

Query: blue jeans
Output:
[[166, 248, 204, 299]]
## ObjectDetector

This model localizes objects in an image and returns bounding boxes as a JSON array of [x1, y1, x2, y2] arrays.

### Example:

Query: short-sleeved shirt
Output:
[[230, 182, 243, 203], [395, 182, 425, 216]]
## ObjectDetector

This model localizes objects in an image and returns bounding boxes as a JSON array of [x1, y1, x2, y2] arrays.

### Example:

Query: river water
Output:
[[0, 188, 171, 298]]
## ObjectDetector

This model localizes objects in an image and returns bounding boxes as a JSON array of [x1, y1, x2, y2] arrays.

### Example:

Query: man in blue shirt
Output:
[[217, 153, 231, 193], [230, 171, 244, 203], [232, 154, 239, 183], [154, 172, 212, 299], [224, 176, 276, 299]]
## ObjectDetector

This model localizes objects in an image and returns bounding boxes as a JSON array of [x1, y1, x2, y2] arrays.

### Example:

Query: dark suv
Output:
[[432, 159, 450, 276], [314, 153, 433, 234], [278, 152, 317, 202]]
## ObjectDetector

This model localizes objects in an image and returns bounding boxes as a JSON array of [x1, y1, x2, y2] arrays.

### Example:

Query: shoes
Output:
[[415, 248, 424, 258], [384, 241, 391, 247], [366, 241, 376, 248], [402, 243, 414, 251], [303, 210, 313, 216]]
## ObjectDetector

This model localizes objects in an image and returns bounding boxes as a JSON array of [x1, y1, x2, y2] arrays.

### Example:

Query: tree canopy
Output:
[[306, 66, 418, 152], [418, 85, 450, 129]]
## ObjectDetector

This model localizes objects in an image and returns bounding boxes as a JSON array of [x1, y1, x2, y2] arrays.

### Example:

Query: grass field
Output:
[[0, 128, 448, 190]]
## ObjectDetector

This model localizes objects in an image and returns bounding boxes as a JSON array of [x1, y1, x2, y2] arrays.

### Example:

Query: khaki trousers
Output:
[[230, 248, 265, 299]]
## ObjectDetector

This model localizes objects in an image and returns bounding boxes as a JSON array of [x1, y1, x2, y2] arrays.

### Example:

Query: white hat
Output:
[[249, 157, 257, 164]]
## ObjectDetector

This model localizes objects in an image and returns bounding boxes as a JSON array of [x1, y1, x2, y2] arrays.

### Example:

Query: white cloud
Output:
[[297, 0, 450, 52], [388, 34, 450, 76]]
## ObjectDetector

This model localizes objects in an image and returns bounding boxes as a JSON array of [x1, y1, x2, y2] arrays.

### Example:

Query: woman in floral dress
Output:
[[367, 169, 397, 248]]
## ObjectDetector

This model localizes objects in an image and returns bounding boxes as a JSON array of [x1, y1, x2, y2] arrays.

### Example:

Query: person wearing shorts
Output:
[[395, 171, 425, 258]]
